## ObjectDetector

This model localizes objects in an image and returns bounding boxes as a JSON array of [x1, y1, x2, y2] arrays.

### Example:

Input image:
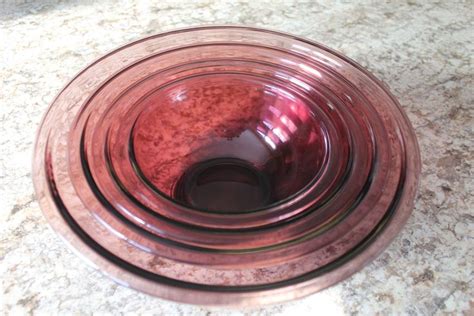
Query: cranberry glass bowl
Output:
[[33, 26, 420, 306]]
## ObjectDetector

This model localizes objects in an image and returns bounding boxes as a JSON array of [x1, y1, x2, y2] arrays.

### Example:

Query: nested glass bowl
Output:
[[33, 26, 420, 306]]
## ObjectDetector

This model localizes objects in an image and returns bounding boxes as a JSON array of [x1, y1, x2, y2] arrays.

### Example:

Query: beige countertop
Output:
[[1, 1, 473, 314]]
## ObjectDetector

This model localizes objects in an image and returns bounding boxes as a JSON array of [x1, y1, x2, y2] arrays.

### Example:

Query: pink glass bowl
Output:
[[33, 26, 421, 306]]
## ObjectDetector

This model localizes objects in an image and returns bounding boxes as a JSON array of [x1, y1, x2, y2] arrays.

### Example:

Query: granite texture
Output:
[[0, 1, 473, 315]]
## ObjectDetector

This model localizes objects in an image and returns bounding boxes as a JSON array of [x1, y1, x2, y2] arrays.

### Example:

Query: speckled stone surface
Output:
[[1, 1, 472, 315]]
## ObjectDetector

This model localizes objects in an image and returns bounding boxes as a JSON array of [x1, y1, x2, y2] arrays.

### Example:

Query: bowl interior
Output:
[[132, 73, 327, 212]]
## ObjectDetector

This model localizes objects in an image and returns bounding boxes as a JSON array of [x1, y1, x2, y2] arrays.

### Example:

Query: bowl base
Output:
[[173, 158, 272, 212]]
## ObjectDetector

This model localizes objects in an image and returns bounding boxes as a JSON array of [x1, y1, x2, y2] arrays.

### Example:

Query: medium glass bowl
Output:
[[33, 26, 421, 306]]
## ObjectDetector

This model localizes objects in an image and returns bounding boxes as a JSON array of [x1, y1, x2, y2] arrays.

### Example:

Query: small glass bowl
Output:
[[33, 26, 420, 306]]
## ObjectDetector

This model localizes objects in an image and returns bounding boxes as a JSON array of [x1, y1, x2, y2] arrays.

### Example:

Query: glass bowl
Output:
[[33, 26, 421, 306]]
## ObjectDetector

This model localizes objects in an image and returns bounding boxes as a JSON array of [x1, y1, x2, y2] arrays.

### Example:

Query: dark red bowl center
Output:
[[131, 74, 327, 212]]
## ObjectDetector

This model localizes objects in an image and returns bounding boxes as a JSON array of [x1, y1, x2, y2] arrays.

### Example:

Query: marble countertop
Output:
[[1, 1, 472, 315]]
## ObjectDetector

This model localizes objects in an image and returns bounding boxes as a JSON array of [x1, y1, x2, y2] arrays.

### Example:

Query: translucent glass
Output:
[[33, 26, 421, 306]]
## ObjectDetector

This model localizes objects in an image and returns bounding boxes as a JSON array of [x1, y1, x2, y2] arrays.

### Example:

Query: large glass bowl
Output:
[[33, 26, 421, 306]]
